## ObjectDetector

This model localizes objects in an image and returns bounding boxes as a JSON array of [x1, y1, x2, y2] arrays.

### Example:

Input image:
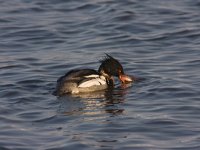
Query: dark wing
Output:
[[57, 69, 98, 82]]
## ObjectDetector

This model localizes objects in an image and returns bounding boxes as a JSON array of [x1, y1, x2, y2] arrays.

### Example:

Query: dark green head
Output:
[[98, 54, 124, 77]]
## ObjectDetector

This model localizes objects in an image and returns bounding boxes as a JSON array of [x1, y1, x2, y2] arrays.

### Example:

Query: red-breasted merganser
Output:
[[54, 54, 133, 96]]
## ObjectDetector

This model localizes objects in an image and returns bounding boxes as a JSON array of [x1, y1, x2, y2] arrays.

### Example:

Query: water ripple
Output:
[[0, 0, 200, 149]]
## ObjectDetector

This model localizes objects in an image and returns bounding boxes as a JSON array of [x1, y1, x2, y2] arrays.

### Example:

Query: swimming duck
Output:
[[54, 54, 133, 95]]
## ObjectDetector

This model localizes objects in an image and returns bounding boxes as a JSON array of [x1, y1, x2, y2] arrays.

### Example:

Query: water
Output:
[[0, 0, 200, 149]]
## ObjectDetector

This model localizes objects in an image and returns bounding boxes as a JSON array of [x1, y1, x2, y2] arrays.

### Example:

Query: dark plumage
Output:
[[98, 54, 124, 77]]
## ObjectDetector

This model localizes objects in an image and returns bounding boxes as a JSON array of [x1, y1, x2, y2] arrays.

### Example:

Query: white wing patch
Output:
[[78, 78, 106, 88], [84, 75, 100, 78]]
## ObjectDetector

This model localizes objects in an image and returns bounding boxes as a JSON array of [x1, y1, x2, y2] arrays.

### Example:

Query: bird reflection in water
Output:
[[57, 82, 133, 116]]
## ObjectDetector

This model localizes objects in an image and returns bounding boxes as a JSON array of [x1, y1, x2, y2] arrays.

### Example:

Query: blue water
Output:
[[0, 0, 200, 149]]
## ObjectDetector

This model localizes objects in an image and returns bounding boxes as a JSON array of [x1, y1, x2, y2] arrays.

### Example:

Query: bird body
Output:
[[54, 54, 133, 96]]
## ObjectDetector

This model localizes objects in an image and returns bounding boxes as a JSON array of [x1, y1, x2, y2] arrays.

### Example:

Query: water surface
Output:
[[0, 0, 200, 149]]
